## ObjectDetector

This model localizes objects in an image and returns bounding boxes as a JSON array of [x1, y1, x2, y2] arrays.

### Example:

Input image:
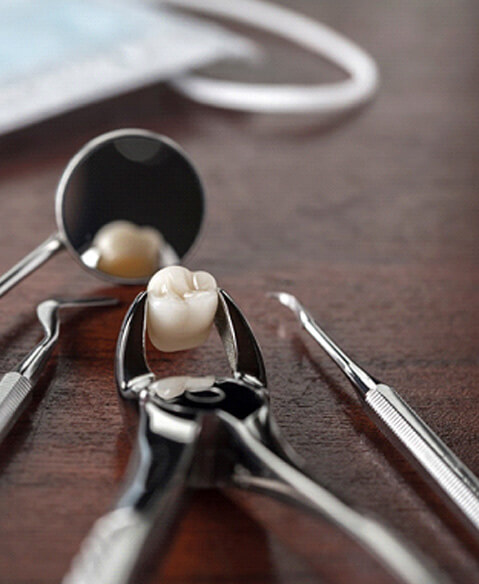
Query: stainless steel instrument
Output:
[[271, 291, 479, 536], [0, 296, 117, 442], [62, 290, 443, 584]]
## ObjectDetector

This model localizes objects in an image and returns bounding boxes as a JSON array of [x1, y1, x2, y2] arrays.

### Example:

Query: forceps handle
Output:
[[62, 505, 166, 584], [0, 232, 63, 298], [0, 372, 32, 442], [229, 418, 445, 584], [62, 402, 194, 584], [366, 383, 479, 532]]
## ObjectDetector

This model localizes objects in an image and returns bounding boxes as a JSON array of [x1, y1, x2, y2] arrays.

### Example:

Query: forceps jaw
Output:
[[115, 289, 268, 400], [215, 289, 267, 389], [115, 291, 155, 399]]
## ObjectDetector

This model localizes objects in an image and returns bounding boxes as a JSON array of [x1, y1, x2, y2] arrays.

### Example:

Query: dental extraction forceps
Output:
[[272, 292, 479, 536], [0, 296, 116, 443], [63, 290, 443, 584]]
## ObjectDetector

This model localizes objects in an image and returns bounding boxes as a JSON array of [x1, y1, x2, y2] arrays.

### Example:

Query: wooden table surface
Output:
[[0, 1, 478, 583]]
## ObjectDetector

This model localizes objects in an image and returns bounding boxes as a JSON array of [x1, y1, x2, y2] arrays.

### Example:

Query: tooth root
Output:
[[147, 266, 218, 352], [93, 220, 165, 278]]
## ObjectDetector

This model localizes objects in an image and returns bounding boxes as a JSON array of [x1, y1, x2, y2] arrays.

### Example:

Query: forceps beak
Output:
[[215, 289, 267, 388], [115, 291, 153, 399], [115, 289, 267, 400]]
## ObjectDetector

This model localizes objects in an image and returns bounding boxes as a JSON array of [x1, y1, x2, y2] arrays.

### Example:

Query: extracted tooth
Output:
[[92, 220, 165, 278], [147, 266, 218, 352]]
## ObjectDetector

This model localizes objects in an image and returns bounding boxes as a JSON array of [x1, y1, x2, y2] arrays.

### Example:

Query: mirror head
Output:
[[56, 129, 205, 284]]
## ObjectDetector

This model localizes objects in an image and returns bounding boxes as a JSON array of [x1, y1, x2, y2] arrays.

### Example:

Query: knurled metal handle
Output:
[[367, 383, 479, 532], [0, 372, 32, 441]]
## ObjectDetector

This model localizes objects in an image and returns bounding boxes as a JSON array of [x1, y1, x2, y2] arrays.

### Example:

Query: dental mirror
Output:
[[0, 129, 204, 295]]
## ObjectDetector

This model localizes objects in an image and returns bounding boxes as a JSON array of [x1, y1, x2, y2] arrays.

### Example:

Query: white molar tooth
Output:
[[147, 266, 219, 352], [93, 220, 166, 278]]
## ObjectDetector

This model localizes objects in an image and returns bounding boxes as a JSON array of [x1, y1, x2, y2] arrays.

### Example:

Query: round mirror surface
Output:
[[57, 129, 204, 284]]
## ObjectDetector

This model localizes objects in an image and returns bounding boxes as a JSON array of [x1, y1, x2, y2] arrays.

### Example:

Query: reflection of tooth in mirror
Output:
[[94, 220, 164, 278], [150, 375, 216, 400], [147, 266, 218, 352], [83, 220, 179, 278], [113, 137, 162, 164], [61, 129, 205, 283]]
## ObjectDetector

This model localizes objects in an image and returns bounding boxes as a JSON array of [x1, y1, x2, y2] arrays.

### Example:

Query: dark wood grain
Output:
[[0, 1, 478, 582]]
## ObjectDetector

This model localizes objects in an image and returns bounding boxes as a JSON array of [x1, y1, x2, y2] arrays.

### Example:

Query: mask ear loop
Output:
[[162, 0, 379, 115]]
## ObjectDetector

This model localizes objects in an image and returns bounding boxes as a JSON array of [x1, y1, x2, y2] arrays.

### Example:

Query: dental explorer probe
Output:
[[0, 296, 117, 443], [271, 292, 479, 536]]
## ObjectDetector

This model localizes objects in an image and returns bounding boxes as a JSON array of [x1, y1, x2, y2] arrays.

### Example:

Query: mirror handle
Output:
[[0, 233, 64, 298]]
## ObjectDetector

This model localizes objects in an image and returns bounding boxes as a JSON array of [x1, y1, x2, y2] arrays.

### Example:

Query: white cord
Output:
[[161, 0, 379, 115]]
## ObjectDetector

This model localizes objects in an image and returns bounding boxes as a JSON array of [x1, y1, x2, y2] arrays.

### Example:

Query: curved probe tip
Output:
[[267, 291, 305, 320]]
